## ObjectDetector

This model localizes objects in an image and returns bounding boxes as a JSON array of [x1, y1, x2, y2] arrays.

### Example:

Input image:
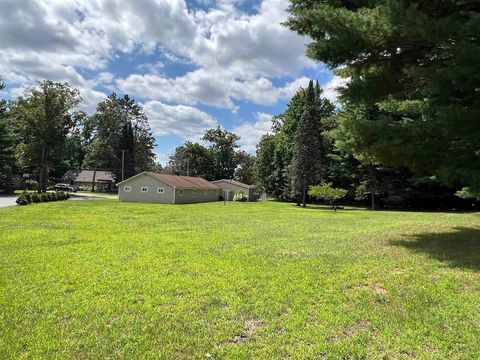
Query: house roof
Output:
[[63, 170, 115, 182], [148, 173, 220, 189], [212, 179, 256, 189]]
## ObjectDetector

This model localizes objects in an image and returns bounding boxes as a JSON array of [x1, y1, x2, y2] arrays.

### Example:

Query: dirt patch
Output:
[[280, 249, 303, 258], [373, 284, 388, 296], [230, 319, 264, 344]]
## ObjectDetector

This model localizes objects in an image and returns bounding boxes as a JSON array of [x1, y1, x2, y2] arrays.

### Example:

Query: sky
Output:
[[0, 0, 341, 165]]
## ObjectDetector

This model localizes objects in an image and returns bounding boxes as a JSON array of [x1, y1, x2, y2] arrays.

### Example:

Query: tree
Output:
[[202, 127, 240, 180], [0, 81, 15, 193], [234, 151, 256, 184], [286, 0, 480, 192], [308, 183, 348, 211], [84, 93, 156, 189], [169, 142, 214, 179], [10, 81, 82, 192], [291, 80, 324, 207]]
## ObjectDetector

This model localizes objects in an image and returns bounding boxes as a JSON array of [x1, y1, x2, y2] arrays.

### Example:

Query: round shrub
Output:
[[31, 192, 41, 203], [233, 191, 247, 202], [50, 192, 58, 201], [16, 194, 29, 206], [40, 192, 50, 202]]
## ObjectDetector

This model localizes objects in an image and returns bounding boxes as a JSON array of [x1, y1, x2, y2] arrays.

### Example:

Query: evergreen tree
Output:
[[291, 80, 324, 207], [286, 0, 480, 192], [0, 118, 15, 193]]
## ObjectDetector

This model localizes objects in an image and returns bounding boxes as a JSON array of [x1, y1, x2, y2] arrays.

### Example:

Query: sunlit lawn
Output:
[[0, 200, 479, 359]]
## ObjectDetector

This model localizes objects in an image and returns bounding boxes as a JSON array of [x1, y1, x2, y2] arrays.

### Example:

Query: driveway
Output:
[[0, 196, 18, 208]]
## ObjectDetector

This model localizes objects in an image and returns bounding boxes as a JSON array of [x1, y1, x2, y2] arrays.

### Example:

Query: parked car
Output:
[[54, 183, 77, 192]]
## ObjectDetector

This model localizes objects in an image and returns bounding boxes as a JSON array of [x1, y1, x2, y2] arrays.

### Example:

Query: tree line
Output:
[[0, 80, 157, 193]]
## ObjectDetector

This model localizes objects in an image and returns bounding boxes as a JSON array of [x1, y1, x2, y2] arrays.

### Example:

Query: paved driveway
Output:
[[0, 196, 18, 208]]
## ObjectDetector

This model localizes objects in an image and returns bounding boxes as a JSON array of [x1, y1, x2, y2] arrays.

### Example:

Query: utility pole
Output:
[[121, 150, 127, 181]]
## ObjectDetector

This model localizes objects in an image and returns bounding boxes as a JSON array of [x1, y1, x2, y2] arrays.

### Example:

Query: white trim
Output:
[[124, 186, 132, 192], [173, 187, 176, 204], [157, 187, 165, 194], [141, 186, 148, 193]]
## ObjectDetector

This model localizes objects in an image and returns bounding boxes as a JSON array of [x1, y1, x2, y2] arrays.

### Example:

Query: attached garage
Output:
[[211, 179, 256, 202]]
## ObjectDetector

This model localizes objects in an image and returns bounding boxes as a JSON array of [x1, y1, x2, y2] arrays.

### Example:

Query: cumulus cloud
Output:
[[0, 0, 331, 153], [232, 112, 274, 153], [143, 100, 218, 139]]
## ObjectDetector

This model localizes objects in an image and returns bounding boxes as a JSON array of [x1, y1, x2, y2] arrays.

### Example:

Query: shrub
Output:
[[40, 192, 50, 202], [31, 192, 41, 203], [308, 183, 348, 211], [65, 192, 70, 199], [233, 191, 247, 202], [16, 194, 29, 206], [25, 179, 38, 191], [50, 192, 58, 201]]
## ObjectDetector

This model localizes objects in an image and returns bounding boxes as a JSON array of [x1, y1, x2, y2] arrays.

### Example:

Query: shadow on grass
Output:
[[390, 227, 480, 271]]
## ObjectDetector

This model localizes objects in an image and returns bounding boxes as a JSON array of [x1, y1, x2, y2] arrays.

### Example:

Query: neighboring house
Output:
[[61, 170, 116, 191], [211, 179, 256, 201], [117, 172, 220, 204]]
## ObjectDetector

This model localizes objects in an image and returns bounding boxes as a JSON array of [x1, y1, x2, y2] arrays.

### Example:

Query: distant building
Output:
[[117, 172, 220, 204], [61, 170, 116, 191], [211, 179, 256, 201]]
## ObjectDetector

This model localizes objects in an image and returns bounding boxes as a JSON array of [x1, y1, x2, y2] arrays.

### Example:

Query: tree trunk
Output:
[[302, 188, 306, 208], [371, 191, 376, 210], [38, 143, 46, 193]]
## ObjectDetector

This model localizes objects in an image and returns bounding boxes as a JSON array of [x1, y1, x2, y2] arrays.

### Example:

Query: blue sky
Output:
[[0, 0, 341, 165]]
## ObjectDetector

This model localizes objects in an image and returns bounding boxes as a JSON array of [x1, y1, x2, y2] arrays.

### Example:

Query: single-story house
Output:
[[211, 179, 256, 201], [117, 172, 220, 204], [62, 170, 116, 191]]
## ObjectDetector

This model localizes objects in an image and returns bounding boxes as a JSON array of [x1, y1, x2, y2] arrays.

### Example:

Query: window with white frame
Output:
[[179, 189, 183, 196], [124, 186, 132, 192], [141, 187, 148, 193], [157, 187, 165, 194], [193, 189, 196, 197]]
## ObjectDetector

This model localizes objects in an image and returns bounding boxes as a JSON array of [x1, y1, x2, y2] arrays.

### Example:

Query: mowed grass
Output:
[[0, 201, 479, 359]]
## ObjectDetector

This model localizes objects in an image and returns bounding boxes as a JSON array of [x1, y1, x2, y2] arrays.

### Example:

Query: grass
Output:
[[0, 201, 479, 359]]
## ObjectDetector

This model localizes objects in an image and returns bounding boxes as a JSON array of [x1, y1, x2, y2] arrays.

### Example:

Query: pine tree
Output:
[[286, 0, 480, 192], [0, 118, 15, 193], [291, 80, 323, 207]]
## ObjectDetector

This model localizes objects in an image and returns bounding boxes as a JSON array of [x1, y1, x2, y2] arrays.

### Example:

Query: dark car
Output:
[[54, 183, 77, 192]]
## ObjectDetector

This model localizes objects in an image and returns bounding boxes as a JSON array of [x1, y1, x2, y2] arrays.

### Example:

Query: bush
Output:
[[23, 191, 32, 203], [308, 183, 348, 211], [40, 193, 50, 202], [233, 191, 247, 202], [31, 192, 41, 203], [50, 192, 58, 201], [16, 194, 29, 206]]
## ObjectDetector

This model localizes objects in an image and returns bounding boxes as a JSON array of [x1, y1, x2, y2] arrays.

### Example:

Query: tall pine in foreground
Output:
[[0, 79, 15, 192], [291, 80, 324, 207], [286, 0, 480, 193]]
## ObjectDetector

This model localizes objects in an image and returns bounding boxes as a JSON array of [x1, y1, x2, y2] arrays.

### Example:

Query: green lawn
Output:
[[1, 201, 479, 359]]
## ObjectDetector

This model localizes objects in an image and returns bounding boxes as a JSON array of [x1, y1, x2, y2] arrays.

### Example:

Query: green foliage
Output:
[[169, 142, 215, 180], [286, 0, 480, 192], [456, 188, 480, 201], [84, 93, 156, 183], [0, 81, 15, 194], [50, 192, 58, 201], [40, 193, 50, 202], [9, 81, 82, 192], [202, 127, 240, 180], [15, 193, 29, 206], [308, 182, 348, 210], [31, 192, 41, 203]]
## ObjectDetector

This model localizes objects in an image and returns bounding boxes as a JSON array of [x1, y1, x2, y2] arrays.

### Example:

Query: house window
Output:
[[179, 189, 183, 196], [157, 187, 165, 194], [141, 187, 148, 193], [124, 186, 131, 192], [193, 189, 196, 197]]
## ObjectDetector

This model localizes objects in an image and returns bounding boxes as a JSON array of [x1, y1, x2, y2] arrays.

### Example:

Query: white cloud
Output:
[[323, 76, 348, 103], [232, 112, 274, 153], [143, 100, 218, 139]]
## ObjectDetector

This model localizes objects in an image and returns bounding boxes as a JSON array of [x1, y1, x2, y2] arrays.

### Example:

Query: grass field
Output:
[[1, 200, 479, 359]]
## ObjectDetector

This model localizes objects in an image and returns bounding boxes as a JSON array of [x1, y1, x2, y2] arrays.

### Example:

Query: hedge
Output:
[[16, 191, 70, 206]]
